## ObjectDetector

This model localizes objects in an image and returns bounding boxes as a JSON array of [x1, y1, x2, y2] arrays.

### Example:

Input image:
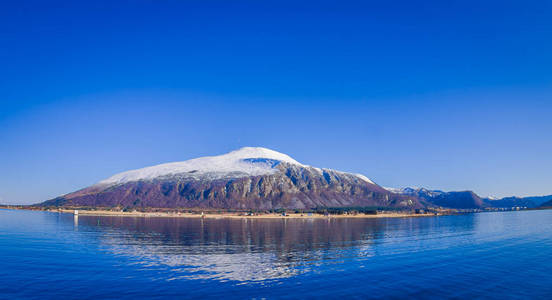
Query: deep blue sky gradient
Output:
[[1, 1, 551, 204]]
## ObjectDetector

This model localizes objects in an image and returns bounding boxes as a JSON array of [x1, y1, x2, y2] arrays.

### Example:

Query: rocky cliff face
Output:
[[39, 148, 422, 210]]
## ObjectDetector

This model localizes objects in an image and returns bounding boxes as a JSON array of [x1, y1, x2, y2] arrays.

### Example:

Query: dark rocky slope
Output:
[[391, 188, 486, 209], [426, 191, 485, 209], [539, 199, 552, 208]]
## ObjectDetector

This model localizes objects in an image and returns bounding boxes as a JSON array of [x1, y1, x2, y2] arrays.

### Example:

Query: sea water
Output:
[[1, 209, 551, 299]]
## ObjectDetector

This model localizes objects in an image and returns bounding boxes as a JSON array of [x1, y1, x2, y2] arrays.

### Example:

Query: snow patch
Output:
[[384, 186, 444, 197], [383, 187, 402, 193], [353, 173, 375, 184], [98, 147, 304, 185], [96, 147, 379, 188]]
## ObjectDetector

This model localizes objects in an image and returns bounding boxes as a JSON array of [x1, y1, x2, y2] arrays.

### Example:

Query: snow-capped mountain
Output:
[[98, 147, 308, 185], [39, 147, 419, 210]]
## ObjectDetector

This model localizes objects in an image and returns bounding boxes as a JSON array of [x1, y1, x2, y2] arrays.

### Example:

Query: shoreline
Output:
[[1, 207, 445, 219]]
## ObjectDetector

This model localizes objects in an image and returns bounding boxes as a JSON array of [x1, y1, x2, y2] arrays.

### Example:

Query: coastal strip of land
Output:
[[48, 208, 442, 219], [0, 205, 456, 219]]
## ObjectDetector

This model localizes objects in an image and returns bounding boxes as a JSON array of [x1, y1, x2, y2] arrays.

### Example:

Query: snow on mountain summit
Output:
[[97, 147, 375, 187], [98, 147, 304, 185], [222, 147, 303, 165]]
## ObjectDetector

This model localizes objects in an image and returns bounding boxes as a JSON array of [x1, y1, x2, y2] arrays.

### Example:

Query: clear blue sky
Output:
[[1, 0, 551, 204]]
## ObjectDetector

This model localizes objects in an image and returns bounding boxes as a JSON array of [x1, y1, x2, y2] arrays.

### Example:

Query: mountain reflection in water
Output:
[[72, 215, 474, 283], [3, 209, 552, 298]]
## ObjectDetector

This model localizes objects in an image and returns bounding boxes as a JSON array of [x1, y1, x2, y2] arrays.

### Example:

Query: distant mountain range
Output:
[[37, 147, 551, 211], [385, 187, 552, 209]]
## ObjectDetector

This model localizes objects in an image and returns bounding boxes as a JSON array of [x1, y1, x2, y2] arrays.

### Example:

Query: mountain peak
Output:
[[223, 147, 303, 166], [97, 147, 303, 185]]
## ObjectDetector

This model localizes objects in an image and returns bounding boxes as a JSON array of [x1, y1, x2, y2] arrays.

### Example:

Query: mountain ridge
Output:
[[39, 147, 420, 210], [386, 187, 552, 209]]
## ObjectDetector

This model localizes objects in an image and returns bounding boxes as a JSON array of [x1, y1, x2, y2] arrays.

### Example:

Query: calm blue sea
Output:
[[1, 209, 551, 299]]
